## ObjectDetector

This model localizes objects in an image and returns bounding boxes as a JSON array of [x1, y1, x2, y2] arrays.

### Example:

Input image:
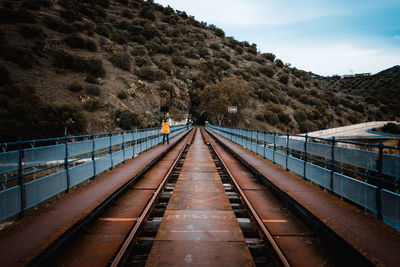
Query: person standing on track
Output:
[[161, 118, 170, 144]]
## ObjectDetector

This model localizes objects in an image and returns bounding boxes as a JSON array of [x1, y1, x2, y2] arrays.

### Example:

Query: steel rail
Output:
[[201, 128, 291, 267], [110, 129, 195, 267]]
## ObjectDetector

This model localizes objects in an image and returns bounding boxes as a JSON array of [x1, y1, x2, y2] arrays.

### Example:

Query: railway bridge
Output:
[[0, 126, 400, 266]]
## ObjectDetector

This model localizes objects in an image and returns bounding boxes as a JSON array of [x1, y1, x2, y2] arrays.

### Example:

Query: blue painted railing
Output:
[[0, 126, 187, 224], [207, 125, 400, 231]]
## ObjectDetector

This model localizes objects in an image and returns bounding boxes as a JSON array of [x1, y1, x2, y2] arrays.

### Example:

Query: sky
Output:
[[154, 0, 400, 76]]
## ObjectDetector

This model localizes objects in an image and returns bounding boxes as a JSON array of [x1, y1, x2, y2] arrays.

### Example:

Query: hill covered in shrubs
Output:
[[0, 0, 398, 142]]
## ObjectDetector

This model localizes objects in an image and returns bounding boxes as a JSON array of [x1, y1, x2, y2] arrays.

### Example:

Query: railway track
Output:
[[28, 128, 370, 266]]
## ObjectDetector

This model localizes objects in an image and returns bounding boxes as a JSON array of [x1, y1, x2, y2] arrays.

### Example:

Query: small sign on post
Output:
[[227, 106, 237, 113], [227, 106, 237, 128]]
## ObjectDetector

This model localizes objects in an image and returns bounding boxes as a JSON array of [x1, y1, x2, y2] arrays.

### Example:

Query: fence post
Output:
[[330, 137, 336, 192], [109, 132, 113, 169], [256, 130, 259, 155], [64, 135, 70, 193], [273, 131, 276, 164], [376, 141, 384, 220], [91, 133, 96, 179], [286, 133, 289, 171], [304, 133, 308, 179], [131, 129, 135, 158], [122, 131, 126, 163], [263, 131, 266, 159], [139, 130, 143, 154], [17, 138, 25, 218]]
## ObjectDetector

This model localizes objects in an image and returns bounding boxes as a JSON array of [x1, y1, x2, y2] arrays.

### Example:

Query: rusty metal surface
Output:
[[245, 190, 313, 236], [156, 210, 244, 241], [146, 128, 254, 265], [180, 163, 217, 173], [47, 185, 168, 265], [0, 131, 189, 267], [132, 162, 174, 189], [274, 236, 347, 267], [177, 172, 220, 180], [174, 180, 225, 193], [208, 129, 400, 266], [168, 191, 232, 210], [146, 240, 255, 267]]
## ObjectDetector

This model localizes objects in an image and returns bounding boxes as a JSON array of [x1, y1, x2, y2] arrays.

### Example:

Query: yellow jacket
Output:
[[161, 121, 170, 134]]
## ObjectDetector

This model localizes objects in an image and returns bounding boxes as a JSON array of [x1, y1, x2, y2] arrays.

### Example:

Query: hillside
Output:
[[0, 0, 399, 142]]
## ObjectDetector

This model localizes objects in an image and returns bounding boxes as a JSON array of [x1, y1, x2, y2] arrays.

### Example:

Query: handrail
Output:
[[207, 124, 400, 231], [0, 126, 189, 223]]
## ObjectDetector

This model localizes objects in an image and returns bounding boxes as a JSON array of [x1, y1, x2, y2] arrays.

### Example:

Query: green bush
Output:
[[214, 27, 225, 38], [85, 74, 99, 84], [209, 43, 220, 50], [109, 52, 131, 71], [255, 114, 264, 121], [64, 34, 97, 51], [0, 89, 86, 142], [0, 65, 10, 86], [59, 8, 82, 22], [18, 25, 44, 39], [142, 25, 159, 40], [294, 80, 304, 88], [140, 8, 155, 20], [0, 8, 35, 24], [381, 123, 400, 134], [43, 16, 76, 33], [278, 73, 288, 84], [95, 24, 112, 38], [84, 85, 101, 96], [52, 50, 106, 77], [0, 46, 35, 69], [299, 120, 315, 133], [154, 58, 174, 74], [112, 30, 129, 45], [83, 98, 101, 112], [22, 0, 42, 10], [263, 53, 276, 62], [278, 111, 291, 124], [135, 56, 150, 67], [294, 110, 307, 122], [259, 66, 274, 78], [117, 90, 128, 99], [115, 109, 140, 130], [137, 66, 166, 82], [121, 9, 133, 19], [172, 55, 190, 68], [275, 59, 284, 68], [68, 81, 83, 92], [263, 111, 279, 125], [131, 46, 148, 56]]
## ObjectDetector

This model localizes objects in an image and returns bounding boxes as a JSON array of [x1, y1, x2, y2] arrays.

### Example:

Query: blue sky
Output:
[[154, 0, 400, 76]]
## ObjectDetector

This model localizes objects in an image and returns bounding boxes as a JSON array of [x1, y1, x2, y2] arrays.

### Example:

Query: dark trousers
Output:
[[163, 133, 169, 144]]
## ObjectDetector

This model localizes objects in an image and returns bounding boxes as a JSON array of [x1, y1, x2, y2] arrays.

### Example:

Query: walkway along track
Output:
[[29, 127, 372, 266]]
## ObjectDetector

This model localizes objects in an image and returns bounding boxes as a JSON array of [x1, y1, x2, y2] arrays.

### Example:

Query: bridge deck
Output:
[[145, 129, 254, 266]]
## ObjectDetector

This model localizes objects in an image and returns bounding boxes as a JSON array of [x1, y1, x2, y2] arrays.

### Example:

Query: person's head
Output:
[[164, 118, 168, 122]]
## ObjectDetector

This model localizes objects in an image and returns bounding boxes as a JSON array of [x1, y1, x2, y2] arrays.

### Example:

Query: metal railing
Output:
[[0, 126, 187, 224], [207, 125, 400, 231]]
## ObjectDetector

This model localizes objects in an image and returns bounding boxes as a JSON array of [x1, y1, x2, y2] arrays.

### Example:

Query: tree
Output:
[[198, 77, 250, 126]]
